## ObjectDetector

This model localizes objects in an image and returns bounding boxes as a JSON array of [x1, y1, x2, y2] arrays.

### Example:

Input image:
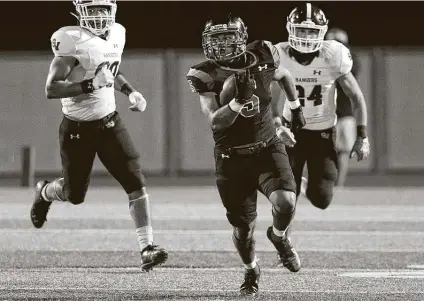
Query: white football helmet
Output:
[[286, 2, 329, 53], [72, 0, 117, 36]]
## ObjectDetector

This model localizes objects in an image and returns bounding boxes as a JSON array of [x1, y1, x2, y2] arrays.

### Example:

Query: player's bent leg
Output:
[[266, 189, 301, 272], [306, 179, 334, 210], [306, 160, 338, 210], [30, 177, 80, 229], [217, 174, 260, 296], [96, 115, 168, 271], [258, 140, 301, 272], [128, 188, 168, 272], [306, 128, 339, 210], [228, 217, 260, 297]]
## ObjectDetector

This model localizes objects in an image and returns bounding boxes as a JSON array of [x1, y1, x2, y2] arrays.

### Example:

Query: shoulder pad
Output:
[[247, 40, 280, 68], [113, 22, 126, 32], [50, 26, 82, 57], [321, 40, 353, 76], [274, 42, 290, 61], [186, 64, 215, 94], [111, 23, 126, 46]]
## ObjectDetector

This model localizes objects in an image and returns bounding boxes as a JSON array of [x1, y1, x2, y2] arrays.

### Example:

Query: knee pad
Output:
[[232, 220, 256, 242], [269, 190, 296, 214], [226, 211, 257, 229]]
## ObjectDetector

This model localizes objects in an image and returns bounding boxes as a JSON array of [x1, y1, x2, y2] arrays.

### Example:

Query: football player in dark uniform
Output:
[[186, 15, 305, 296]]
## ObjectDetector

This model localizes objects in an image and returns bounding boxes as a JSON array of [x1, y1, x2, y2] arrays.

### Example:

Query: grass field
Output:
[[1, 184, 424, 300]]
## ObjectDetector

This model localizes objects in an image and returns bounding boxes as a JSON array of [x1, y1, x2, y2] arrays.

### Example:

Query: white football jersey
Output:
[[275, 40, 353, 130], [50, 23, 126, 121]]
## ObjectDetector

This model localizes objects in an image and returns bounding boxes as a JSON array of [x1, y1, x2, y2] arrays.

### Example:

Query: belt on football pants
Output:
[[226, 136, 275, 156], [65, 111, 117, 128]]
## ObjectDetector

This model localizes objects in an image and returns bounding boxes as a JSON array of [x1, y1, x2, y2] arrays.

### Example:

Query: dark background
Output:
[[3, 1, 422, 50]]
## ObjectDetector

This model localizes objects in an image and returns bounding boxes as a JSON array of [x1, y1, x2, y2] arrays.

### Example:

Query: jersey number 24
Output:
[[296, 85, 322, 107]]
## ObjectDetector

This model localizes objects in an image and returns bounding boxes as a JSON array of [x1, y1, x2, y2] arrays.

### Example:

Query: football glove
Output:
[[290, 106, 306, 133], [350, 137, 370, 161], [129, 91, 147, 112], [235, 69, 257, 104]]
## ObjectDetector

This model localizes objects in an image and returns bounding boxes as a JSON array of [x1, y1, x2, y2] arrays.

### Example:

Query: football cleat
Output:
[[267, 226, 301, 272], [240, 265, 260, 297], [30, 180, 52, 229], [140, 244, 168, 272]]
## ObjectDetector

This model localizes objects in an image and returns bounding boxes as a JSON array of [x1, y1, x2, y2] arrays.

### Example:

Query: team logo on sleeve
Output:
[[51, 38, 60, 51], [187, 80, 197, 92]]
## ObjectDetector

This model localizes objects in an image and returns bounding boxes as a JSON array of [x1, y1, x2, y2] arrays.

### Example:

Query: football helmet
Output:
[[72, 0, 117, 36], [202, 15, 248, 61], [286, 3, 328, 53]]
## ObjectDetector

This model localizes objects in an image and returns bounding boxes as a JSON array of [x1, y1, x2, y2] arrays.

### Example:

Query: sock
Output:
[[272, 225, 286, 238], [136, 225, 153, 251], [272, 206, 294, 238], [243, 256, 258, 269], [42, 178, 66, 203], [41, 185, 50, 202], [129, 194, 153, 252]]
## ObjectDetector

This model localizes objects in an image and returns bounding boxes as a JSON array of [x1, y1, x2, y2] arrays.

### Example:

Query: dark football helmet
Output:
[[286, 3, 328, 53], [202, 15, 248, 61]]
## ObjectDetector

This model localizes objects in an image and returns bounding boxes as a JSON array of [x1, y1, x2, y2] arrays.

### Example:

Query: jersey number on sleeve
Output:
[[95, 61, 120, 77], [240, 95, 260, 118], [296, 85, 322, 107]]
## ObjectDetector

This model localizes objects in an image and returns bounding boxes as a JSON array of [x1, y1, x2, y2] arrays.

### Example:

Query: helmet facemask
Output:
[[202, 23, 248, 62], [287, 22, 328, 53], [73, 0, 117, 36]]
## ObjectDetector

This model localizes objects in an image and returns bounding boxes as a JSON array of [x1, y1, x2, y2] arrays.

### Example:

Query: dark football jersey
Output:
[[186, 40, 280, 148]]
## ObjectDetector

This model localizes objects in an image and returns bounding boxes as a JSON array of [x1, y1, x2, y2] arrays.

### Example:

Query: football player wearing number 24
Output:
[[271, 3, 370, 214], [30, 0, 168, 272]]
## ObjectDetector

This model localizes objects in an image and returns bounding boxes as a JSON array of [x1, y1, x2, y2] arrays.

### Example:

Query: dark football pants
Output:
[[286, 127, 339, 209], [59, 111, 145, 202], [215, 139, 296, 227]]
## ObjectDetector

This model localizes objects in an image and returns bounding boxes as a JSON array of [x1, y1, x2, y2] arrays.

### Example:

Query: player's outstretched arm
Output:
[[115, 71, 147, 112]]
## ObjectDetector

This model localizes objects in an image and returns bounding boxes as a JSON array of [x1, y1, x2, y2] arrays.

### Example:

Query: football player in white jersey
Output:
[[272, 3, 370, 211], [29, 0, 168, 272]]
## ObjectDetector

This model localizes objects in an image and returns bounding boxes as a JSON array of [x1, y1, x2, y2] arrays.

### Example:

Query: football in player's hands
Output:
[[220, 74, 237, 106], [220, 70, 257, 106], [235, 69, 256, 104], [93, 67, 114, 90]]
